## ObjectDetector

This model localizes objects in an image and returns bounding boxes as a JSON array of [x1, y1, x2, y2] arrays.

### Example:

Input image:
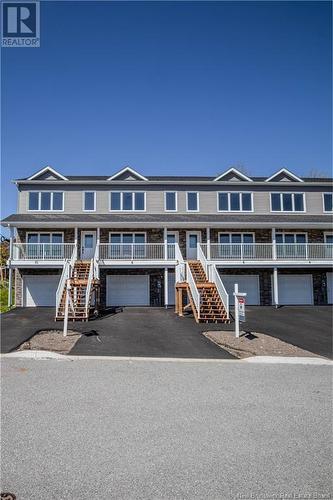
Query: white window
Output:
[[187, 192, 199, 211], [108, 232, 146, 258], [323, 193, 333, 212], [165, 192, 177, 211], [26, 232, 64, 258], [275, 233, 307, 258], [28, 192, 64, 211], [218, 233, 255, 244], [324, 233, 333, 244], [83, 192, 96, 211], [270, 193, 305, 212], [109, 192, 146, 211], [218, 192, 253, 211]]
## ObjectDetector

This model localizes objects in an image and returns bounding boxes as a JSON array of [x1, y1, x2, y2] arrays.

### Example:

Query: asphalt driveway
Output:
[[1, 305, 332, 358]]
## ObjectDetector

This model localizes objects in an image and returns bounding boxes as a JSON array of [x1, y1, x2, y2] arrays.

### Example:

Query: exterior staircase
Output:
[[55, 260, 100, 321], [182, 260, 229, 324]]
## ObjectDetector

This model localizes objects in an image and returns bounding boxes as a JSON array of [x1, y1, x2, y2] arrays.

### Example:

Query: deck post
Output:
[[164, 267, 168, 308], [74, 227, 78, 259], [206, 227, 211, 260], [164, 227, 168, 260], [96, 227, 100, 260], [273, 267, 279, 308], [272, 227, 277, 260]]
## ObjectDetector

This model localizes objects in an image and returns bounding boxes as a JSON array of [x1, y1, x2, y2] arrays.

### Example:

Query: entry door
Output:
[[81, 231, 96, 260], [186, 231, 201, 260], [167, 232, 179, 259]]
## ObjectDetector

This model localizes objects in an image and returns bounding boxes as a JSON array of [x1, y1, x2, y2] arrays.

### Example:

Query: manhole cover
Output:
[[1, 494, 16, 500]]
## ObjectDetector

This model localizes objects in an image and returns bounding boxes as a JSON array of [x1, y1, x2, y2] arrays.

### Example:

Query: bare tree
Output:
[[306, 167, 330, 179]]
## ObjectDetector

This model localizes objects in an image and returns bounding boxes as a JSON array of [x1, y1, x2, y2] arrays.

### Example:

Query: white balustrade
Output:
[[13, 243, 76, 260], [98, 243, 176, 261], [200, 243, 333, 262]]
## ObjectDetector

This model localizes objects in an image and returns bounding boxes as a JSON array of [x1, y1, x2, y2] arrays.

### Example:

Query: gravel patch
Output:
[[203, 330, 322, 359], [18, 330, 81, 355]]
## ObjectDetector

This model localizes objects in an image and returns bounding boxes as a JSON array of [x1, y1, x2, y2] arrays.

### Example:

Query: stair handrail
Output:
[[69, 244, 77, 274], [85, 259, 94, 316], [197, 243, 208, 276], [186, 262, 201, 319], [175, 243, 186, 282], [56, 260, 70, 314], [209, 264, 229, 319]]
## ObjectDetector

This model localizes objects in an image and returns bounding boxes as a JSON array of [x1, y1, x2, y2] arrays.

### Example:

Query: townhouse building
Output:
[[2, 165, 333, 322]]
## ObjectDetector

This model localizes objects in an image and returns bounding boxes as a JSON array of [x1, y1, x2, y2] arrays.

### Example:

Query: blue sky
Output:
[[1, 0, 332, 224]]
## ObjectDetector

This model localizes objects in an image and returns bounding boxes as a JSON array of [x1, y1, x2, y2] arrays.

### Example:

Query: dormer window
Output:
[[28, 191, 64, 211], [270, 193, 305, 212]]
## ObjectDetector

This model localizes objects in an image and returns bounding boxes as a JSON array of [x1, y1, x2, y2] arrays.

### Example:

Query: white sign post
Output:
[[233, 283, 247, 338]]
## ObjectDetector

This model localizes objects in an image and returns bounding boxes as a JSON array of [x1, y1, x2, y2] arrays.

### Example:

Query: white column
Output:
[[7, 267, 13, 307], [9, 226, 14, 260], [206, 227, 211, 260], [96, 227, 100, 259], [164, 227, 168, 260], [272, 227, 277, 260], [74, 227, 78, 259], [273, 267, 279, 308], [164, 267, 168, 308]]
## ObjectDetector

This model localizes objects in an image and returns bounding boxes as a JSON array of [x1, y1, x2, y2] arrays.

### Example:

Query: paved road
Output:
[[1, 358, 332, 499]]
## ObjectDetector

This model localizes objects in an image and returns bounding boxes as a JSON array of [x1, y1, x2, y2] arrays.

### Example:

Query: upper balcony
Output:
[[9, 242, 181, 267], [200, 243, 333, 266]]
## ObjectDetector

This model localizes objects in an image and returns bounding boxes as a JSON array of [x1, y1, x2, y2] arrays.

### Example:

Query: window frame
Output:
[[217, 191, 254, 212], [109, 191, 146, 212], [269, 192, 306, 213], [27, 191, 64, 212], [218, 232, 256, 244], [164, 191, 178, 212], [82, 191, 96, 212], [275, 232, 308, 244], [26, 232, 64, 243], [108, 232, 147, 243], [324, 232, 333, 243], [322, 193, 333, 213], [186, 192, 199, 212]]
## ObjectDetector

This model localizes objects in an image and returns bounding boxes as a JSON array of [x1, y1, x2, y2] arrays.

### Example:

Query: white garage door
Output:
[[221, 275, 260, 305], [277, 275, 313, 305], [168, 272, 175, 305], [107, 275, 150, 306], [327, 273, 333, 304], [23, 275, 60, 307]]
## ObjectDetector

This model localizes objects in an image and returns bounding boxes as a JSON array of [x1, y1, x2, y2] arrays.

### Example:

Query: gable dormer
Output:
[[265, 168, 303, 183], [107, 166, 148, 181], [213, 168, 253, 182], [28, 166, 68, 181]]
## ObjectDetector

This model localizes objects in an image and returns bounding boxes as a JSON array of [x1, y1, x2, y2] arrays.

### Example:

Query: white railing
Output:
[[208, 265, 230, 319], [175, 243, 186, 282], [85, 259, 94, 316], [276, 243, 333, 260], [13, 243, 76, 261], [98, 243, 176, 261], [186, 262, 201, 319], [56, 260, 70, 314], [200, 243, 333, 261], [197, 244, 208, 276]]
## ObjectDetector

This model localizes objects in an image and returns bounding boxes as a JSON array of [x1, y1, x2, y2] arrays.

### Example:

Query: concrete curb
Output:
[[1, 351, 332, 365]]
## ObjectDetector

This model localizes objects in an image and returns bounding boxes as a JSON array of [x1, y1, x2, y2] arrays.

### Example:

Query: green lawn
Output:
[[0, 282, 14, 313]]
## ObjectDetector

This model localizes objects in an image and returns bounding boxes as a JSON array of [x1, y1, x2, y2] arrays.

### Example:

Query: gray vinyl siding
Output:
[[17, 184, 331, 215]]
